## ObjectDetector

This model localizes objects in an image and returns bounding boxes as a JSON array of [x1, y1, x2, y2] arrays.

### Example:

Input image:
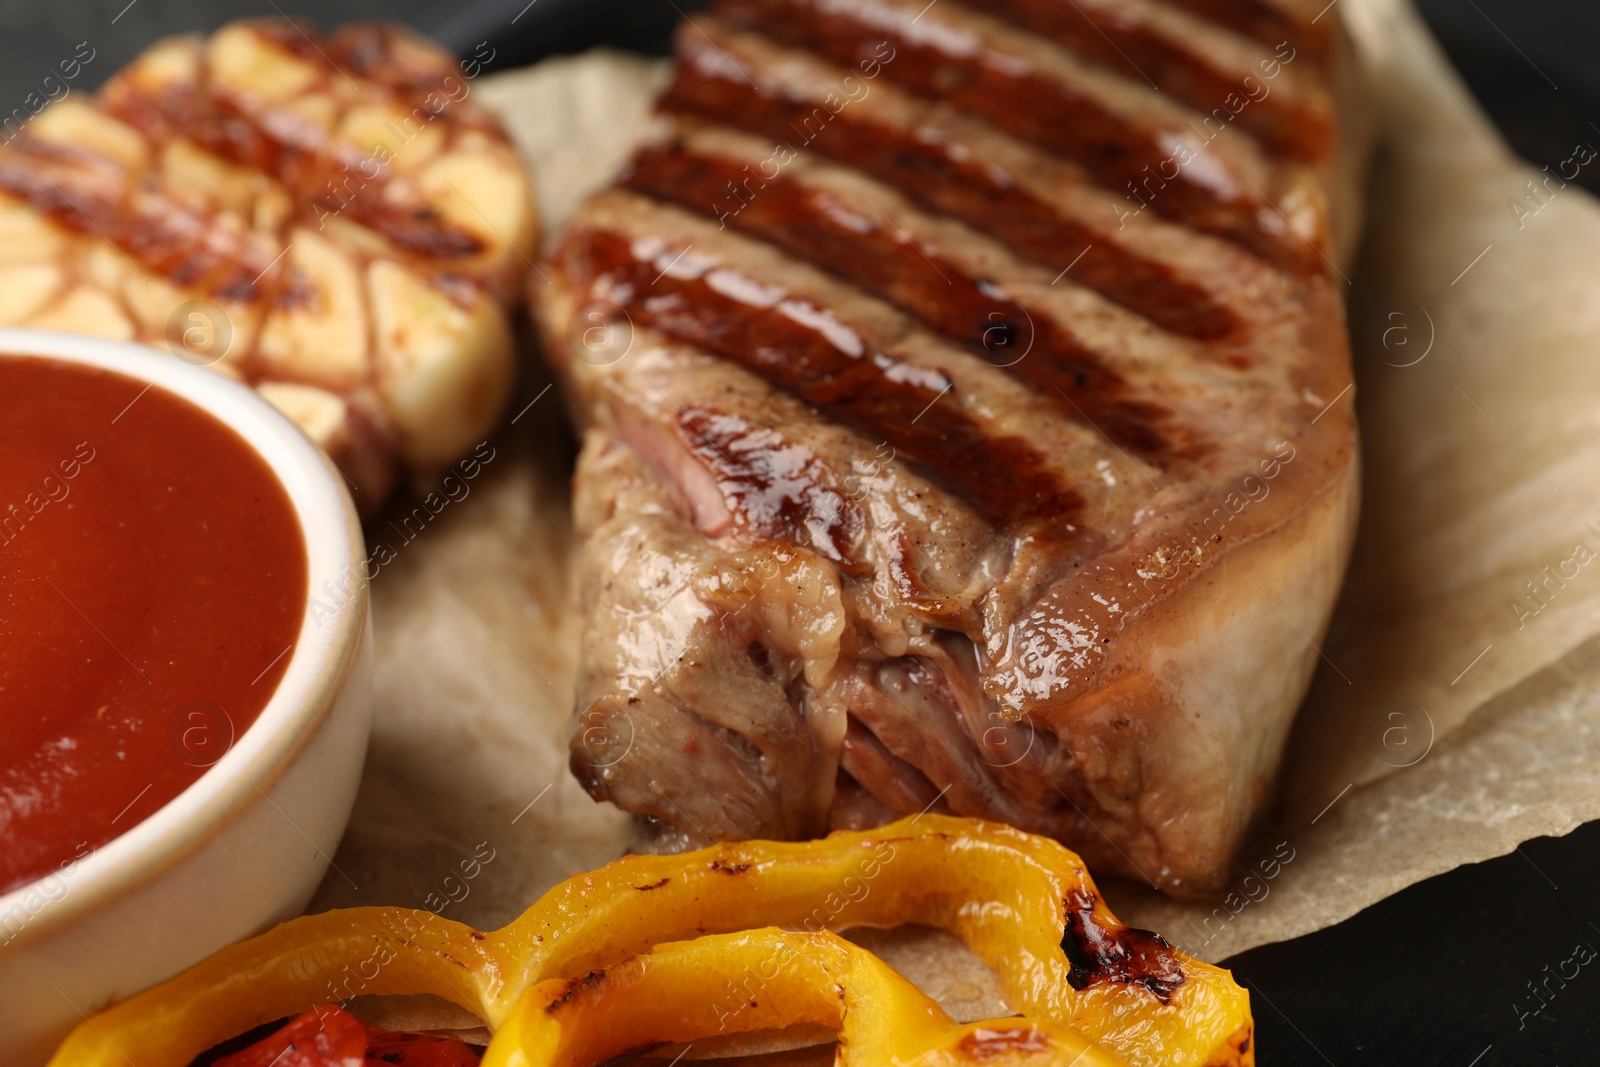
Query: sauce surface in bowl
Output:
[[0, 357, 308, 894]]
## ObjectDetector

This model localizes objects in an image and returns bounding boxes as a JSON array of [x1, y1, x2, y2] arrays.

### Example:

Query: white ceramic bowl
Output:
[[0, 329, 373, 1066]]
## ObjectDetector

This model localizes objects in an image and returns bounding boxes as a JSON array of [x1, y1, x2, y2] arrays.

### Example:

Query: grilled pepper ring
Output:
[[489, 929, 1130, 1067], [45, 816, 1253, 1067]]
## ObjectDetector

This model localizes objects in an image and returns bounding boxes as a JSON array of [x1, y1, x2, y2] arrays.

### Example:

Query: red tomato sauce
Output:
[[0, 357, 308, 895]]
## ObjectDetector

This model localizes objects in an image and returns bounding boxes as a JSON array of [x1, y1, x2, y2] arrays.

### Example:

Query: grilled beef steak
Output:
[[539, 0, 1364, 895]]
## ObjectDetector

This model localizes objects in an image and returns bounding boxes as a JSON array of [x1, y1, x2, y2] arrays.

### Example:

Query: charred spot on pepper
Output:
[[1059, 888, 1184, 1003], [709, 860, 752, 875], [635, 876, 672, 890], [547, 970, 609, 1012], [956, 1026, 1054, 1060]]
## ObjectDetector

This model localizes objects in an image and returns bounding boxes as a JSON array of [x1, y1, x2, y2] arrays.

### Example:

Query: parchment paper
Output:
[[307, 0, 1600, 991]]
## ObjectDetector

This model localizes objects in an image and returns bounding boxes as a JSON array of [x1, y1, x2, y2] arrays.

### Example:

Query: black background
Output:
[[6, 0, 1598, 1062]]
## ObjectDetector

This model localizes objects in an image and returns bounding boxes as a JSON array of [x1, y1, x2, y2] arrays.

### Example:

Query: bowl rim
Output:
[[0, 328, 369, 952]]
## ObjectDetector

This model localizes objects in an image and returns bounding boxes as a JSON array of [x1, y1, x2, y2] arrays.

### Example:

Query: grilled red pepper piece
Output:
[[213, 1006, 480, 1067]]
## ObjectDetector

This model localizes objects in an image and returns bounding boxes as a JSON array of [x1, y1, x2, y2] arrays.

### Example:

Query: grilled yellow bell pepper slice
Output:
[[45, 816, 1253, 1067], [489, 928, 1131, 1067]]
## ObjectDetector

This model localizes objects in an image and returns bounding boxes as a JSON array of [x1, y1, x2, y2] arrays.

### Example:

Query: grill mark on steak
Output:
[[675, 402, 867, 567], [1163, 0, 1331, 67], [978, 0, 1330, 160], [660, 35, 1244, 339], [595, 337, 1003, 615], [559, 226, 1086, 529], [708, 0, 1302, 269], [625, 141, 1180, 462]]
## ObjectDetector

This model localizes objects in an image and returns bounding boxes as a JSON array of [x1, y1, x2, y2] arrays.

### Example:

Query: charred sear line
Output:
[[676, 404, 866, 567], [658, 63, 1242, 339], [706, 0, 1297, 269], [1060, 888, 1185, 1003], [628, 144, 1177, 463], [1162, 0, 1330, 66], [560, 228, 1082, 529], [977, 0, 1329, 160]]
